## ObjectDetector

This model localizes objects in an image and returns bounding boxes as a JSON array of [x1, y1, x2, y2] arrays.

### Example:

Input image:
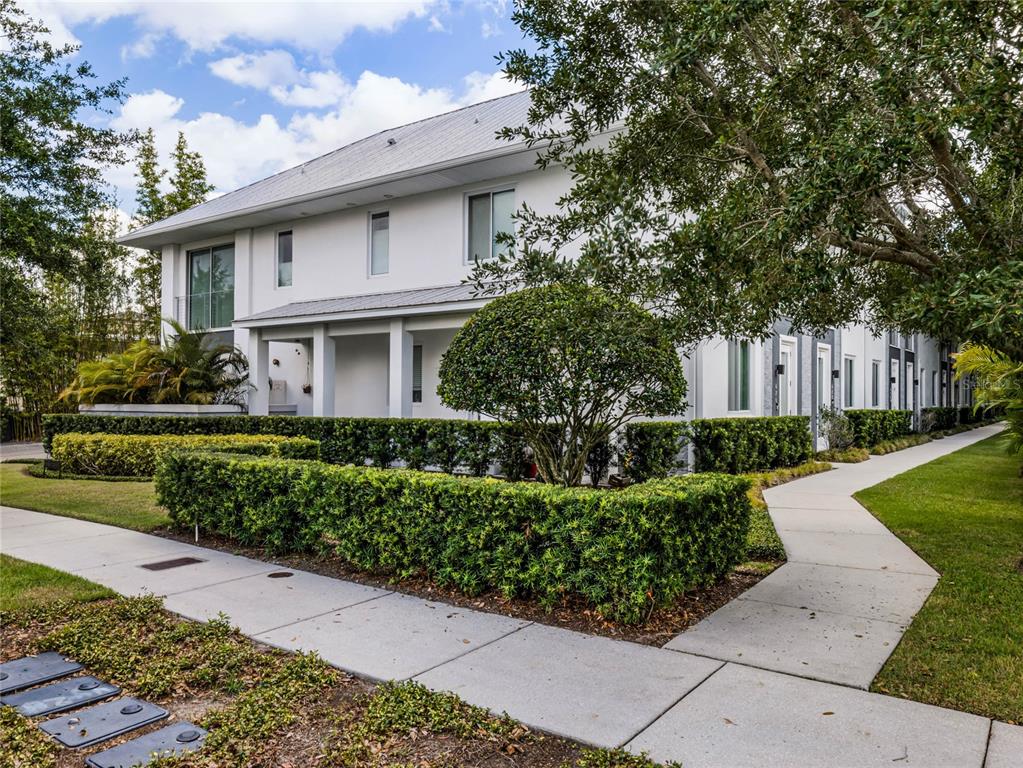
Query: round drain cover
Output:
[[78, 681, 101, 690], [120, 703, 143, 715], [176, 729, 202, 743], [267, 571, 293, 579], [0, 672, 8, 680]]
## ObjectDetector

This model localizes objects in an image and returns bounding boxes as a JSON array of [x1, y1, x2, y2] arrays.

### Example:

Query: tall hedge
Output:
[[844, 409, 913, 446], [690, 416, 812, 473], [155, 451, 752, 623], [620, 421, 691, 481], [922, 406, 958, 431]]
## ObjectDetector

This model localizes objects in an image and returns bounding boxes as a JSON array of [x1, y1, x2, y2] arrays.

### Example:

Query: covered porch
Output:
[[233, 284, 488, 419]]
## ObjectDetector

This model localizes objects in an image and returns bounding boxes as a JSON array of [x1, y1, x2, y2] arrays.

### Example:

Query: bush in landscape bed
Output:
[[50, 432, 319, 477], [156, 451, 752, 623], [620, 421, 691, 481], [844, 409, 913, 447], [922, 406, 958, 432], [691, 416, 812, 473]]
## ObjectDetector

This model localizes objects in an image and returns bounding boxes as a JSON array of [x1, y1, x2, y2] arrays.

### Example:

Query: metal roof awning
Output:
[[233, 283, 495, 329]]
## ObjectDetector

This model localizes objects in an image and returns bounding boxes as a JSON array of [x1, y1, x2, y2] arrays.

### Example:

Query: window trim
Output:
[[186, 242, 235, 332], [412, 344, 423, 404], [843, 355, 855, 408], [463, 185, 516, 265], [276, 229, 293, 289], [871, 360, 881, 408], [367, 210, 390, 277], [816, 343, 832, 410]]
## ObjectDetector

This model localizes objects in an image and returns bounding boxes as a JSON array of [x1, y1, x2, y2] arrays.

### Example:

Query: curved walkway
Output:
[[2, 424, 1019, 767]]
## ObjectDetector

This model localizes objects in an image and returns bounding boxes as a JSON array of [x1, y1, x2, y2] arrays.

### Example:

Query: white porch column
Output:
[[312, 325, 336, 417], [247, 328, 270, 415], [388, 318, 413, 418], [160, 244, 179, 343]]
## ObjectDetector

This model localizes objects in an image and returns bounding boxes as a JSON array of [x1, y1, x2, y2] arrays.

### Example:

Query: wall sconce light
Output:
[[890, 376, 897, 384], [832, 369, 840, 379], [913, 379, 919, 385], [272, 358, 280, 367], [775, 364, 785, 375]]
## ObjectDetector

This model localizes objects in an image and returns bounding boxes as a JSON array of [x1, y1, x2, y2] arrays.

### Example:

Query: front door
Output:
[[779, 342, 796, 415], [890, 358, 900, 409]]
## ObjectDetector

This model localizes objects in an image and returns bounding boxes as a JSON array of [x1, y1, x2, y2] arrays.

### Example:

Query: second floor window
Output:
[[370, 212, 389, 275], [467, 188, 514, 262], [277, 230, 293, 287], [727, 340, 750, 411], [188, 244, 234, 330], [871, 361, 881, 406], [412, 344, 422, 403]]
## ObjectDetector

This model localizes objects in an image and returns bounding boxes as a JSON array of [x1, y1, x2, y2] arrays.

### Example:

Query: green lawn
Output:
[[855, 433, 1022, 723], [0, 554, 114, 612], [0, 463, 169, 531]]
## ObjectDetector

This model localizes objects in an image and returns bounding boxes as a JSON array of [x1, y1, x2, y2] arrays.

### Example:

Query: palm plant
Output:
[[61, 319, 248, 406], [954, 343, 1023, 462]]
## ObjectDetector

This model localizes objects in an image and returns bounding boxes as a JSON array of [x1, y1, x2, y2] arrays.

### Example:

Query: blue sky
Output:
[[25, 1, 527, 215]]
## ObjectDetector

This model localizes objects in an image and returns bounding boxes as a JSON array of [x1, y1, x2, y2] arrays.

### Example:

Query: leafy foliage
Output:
[[59, 319, 249, 406], [482, 0, 1023, 363], [844, 409, 913, 447], [819, 406, 856, 450], [156, 451, 751, 623], [50, 432, 319, 477], [439, 286, 687, 485], [132, 129, 215, 340], [619, 421, 691, 482], [691, 416, 813, 473], [953, 344, 1023, 459]]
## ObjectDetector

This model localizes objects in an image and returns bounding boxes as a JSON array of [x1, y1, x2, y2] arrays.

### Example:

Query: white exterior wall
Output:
[[840, 326, 889, 410]]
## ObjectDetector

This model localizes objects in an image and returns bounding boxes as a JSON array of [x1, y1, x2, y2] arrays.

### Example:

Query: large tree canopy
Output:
[[480, 0, 1023, 360], [438, 285, 687, 485]]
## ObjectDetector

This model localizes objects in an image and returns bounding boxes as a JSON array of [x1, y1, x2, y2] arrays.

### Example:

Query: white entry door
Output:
[[905, 361, 915, 412], [890, 358, 900, 408], [779, 341, 796, 415]]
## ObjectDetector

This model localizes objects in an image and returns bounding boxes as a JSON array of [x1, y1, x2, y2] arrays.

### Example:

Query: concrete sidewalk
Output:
[[1, 425, 1018, 767]]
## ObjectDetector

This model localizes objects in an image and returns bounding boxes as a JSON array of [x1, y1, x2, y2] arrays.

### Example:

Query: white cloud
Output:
[[120, 31, 161, 60], [34, 0, 435, 56], [480, 20, 500, 38], [107, 69, 523, 212], [428, 15, 447, 33], [209, 50, 349, 108]]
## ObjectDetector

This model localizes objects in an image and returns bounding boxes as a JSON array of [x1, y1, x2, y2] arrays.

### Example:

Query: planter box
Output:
[[79, 404, 244, 419]]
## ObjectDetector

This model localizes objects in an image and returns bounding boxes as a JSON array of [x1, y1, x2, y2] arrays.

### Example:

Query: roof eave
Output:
[[117, 140, 536, 249], [233, 297, 491, 329]]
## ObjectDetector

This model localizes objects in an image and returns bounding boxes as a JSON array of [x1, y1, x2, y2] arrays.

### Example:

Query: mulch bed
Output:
[[155, 529, 779, 646]]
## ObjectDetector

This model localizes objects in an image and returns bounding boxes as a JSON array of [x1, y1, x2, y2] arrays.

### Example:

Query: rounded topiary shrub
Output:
[[438, 285, 687, 486]]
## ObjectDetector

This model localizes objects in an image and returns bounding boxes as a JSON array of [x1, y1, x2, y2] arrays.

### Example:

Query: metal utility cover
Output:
[[38, 697, 168, 748], [1, 676, 119, 716], [0, 652, 82, 694], [86, 722, 208, 768], [139, 556, 204, 571]]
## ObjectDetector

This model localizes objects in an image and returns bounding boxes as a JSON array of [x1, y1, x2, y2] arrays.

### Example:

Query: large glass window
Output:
[[187, 244, 234, 330], [467, 189, 514, 262], [844, 357, 855, 408], [727, 340, 750, 411], [871, 361, 880, 407], [412, 344, 423, 403], [277, 230, 293, 287], [370, 212, 389, 275]]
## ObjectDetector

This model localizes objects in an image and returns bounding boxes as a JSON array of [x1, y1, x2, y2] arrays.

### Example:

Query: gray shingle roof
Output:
[[236, 283, 486, 324], [126, 91, 533, 241]]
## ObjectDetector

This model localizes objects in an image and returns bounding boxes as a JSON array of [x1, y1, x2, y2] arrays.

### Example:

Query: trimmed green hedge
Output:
[[620, 421, 691, 481], [155, 451, 752, 623], [51, 432, 319, 477], [691, 416, 812, 473], [923, 406, 958, 431], [844, 409, 913, 446]]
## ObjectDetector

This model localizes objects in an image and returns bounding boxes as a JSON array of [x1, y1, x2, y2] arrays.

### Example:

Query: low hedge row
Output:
[[691, 416, 812, 473], [922, 406, 958, 431], [620, 421, 692, 482], [50, 432, 319, 477], [155, 451, 753, 623], [844, 409, 913, 447]]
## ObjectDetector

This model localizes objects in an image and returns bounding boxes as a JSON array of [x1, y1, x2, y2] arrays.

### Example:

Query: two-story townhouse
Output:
[[119, 91, 967, 445]]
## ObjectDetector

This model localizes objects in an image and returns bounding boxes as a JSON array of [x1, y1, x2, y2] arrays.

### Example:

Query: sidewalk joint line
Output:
[[409, 621, 534, 681], [251, 591, 394, 636]]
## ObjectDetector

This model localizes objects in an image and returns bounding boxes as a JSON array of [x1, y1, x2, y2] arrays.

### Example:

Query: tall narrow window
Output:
[[277, 230, 293, 287], [411, 344, 423, 404], [871, 361, 880, 407], [188, 244, 234, 330], [930, 371, 937, 407], [817, 346, 831, 409], [727, 340, 750, 411], [370, 212, 389, 275], [844, 357, 854, 408], [467, 189, 514, 262]]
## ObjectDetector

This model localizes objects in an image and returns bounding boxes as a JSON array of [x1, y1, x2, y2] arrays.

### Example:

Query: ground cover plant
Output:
[[856, 434, 1022, 723], [0, 567, 676, 768]]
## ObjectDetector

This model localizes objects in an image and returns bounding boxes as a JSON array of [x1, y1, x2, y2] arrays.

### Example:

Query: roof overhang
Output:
[[118, 143, 539, 250], [234, 297, 490, 330]]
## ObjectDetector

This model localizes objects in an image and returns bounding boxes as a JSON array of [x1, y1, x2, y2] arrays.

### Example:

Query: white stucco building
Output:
[[119, 91, 965, 441]]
